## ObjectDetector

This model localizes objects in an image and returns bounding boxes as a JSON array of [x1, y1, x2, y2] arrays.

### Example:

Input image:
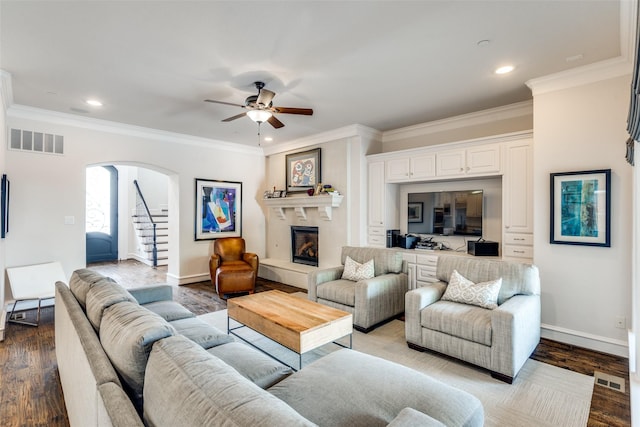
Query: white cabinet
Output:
[[436, 144, 502, 178], [403, 252, 438, 290], [502, 139, 533, 261], [368, 161, 398, 247], [386, 154, 436, 182], [368, 161, 385, 227]]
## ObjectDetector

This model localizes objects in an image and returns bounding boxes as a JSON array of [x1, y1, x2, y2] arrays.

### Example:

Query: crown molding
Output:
[[6, 104, 264, 155], [526, 56, 632, 96], [381, 101, 533, 144], [527, 0, 636, 95], [0, 70, 14, 113], [262, 124, 381, 156]]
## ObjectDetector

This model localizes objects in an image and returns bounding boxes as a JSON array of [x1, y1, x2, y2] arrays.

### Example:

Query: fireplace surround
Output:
[[291, 226, 318, 267]]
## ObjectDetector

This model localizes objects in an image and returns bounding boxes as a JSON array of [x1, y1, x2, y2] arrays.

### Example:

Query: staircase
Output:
[[132, 208, 169, 266], [131, 180, 168, 267]]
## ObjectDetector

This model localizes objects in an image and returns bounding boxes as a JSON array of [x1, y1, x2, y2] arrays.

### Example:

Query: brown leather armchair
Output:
[[209, 237, 258, 299]]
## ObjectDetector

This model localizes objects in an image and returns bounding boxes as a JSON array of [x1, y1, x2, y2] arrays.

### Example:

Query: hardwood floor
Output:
[[0, 260, 631, 427]]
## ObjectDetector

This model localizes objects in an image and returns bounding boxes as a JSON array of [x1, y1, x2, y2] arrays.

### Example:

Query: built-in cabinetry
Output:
[[368, 161, 398, 247], [366, 132, 533, 262], [402, 252, 438, 290], [435, 143, 502, 177], [386, 154, 436, 182], [502, 139, 533, 261]]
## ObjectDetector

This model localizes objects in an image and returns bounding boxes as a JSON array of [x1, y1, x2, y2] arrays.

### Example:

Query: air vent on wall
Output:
[[10, 128, 64, 155]]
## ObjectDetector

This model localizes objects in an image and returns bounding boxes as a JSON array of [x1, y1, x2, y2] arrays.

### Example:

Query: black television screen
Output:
[[408, 190, 483, 236]]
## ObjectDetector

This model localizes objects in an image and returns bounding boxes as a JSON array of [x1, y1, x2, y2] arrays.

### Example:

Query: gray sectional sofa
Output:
[[55, 268, 484, 427]]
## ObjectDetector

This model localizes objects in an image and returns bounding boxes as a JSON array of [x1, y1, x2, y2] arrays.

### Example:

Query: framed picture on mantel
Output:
[[550, 169, 610, 247]]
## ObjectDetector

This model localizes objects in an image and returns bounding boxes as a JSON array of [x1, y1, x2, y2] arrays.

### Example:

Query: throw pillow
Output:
[[341, 256, 375, 281], [441, 270, 502, 309]]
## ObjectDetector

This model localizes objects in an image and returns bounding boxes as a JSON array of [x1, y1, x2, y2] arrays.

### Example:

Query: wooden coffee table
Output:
[[227, 290, 353, 370]]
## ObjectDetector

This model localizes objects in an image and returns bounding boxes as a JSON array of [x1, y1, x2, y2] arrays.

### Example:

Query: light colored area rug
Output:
[[199, 309, 594, 427]]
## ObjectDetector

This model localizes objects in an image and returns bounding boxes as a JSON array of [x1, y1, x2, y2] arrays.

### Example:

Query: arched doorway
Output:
[[85, 163, 177, 274]]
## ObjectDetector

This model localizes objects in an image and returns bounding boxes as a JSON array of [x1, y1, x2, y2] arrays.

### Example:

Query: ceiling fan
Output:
[[204, 81, 313, 129]]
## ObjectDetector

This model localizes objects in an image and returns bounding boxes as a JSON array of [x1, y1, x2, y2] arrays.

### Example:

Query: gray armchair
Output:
[[405, 254, 540, 383], [308, 246, 408, 333]]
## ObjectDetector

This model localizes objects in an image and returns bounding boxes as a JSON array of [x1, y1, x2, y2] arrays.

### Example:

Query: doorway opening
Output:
[[86, 166, 118, 263]]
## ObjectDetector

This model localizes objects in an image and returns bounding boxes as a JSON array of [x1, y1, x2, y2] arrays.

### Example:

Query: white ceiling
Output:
[[0, 1, 627, 148]]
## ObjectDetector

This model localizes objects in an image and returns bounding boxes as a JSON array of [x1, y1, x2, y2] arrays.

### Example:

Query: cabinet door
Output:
[[503, 141, 533, 233], [466, 144, 502, 175], [436, 149, 466, 177], [410, 154, 436, 179], [368, 161, 385, 226], [386, 158, 410, 182]]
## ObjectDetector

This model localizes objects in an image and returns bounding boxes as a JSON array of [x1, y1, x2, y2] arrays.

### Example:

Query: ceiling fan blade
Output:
[[222, 112, 247, 122], [273, 107, 313, 115], [267, 115, 285, 129], [256, 89, 275, 107], [204, 99, 245, 108]]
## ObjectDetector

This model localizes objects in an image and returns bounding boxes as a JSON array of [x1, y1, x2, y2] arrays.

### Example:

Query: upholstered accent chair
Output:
[[405, 255, 540, 383], [209, 237, 258, 299], [308, 246, 408, 333]]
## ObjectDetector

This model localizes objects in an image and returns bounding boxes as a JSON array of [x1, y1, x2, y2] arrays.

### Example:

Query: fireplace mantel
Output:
[[264, 193, 344, 221]]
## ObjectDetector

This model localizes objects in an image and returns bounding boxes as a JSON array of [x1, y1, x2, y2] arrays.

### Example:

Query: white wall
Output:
[[533, 74, 632, 356], [4, 112, 265, 286]]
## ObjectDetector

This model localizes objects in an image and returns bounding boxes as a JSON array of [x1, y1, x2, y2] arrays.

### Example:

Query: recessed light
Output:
[[86, 99, 103, 107], [495, 65, 515, 75], [264, 137, 273, 142]]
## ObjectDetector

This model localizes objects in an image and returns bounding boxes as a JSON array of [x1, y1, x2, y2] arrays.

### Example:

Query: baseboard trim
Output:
[[166, 272, 210, 286], [541, 323, 628, 358]]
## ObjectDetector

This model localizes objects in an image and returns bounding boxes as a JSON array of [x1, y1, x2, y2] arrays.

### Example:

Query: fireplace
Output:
[[291, 226, 318, 267]]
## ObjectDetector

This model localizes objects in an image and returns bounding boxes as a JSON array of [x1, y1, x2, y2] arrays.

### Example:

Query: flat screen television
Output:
[[407, 190, 483, 236]]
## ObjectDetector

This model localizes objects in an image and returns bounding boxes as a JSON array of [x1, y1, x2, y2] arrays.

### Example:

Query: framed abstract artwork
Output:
[[285, 148, 321, 192], [195, 178, 242, 241], [550, 169, 610, 247]]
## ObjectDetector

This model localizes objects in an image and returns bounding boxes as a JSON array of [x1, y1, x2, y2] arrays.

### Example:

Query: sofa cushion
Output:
[[100, 301, 176, 397], [207, 341, 293, 388], [421, 301, 493, 346], [169, 317, 234, 349], [387, 408, 446, 427], [143, 300, 195, 322], [86, 282, 138, 330], [341, 246, 403, 276], [317, 279, 356, 307], [342, 256, 375, 281], [69, 269, 118, 309], [268, 349, 483, 427], [143, 335, 316, 427], [441, 270, 502, 310]]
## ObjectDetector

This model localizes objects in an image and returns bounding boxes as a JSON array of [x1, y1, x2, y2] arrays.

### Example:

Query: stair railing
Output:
[[133, 180, 158, 267]]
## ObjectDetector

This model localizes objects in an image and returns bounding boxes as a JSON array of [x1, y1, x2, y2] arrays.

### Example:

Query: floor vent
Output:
[[594, 371, 626, 393], [10, 128, 64, 155]]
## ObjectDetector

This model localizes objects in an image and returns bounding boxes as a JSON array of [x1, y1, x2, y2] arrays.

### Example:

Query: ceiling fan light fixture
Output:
[[247, 109, 273, 123]]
